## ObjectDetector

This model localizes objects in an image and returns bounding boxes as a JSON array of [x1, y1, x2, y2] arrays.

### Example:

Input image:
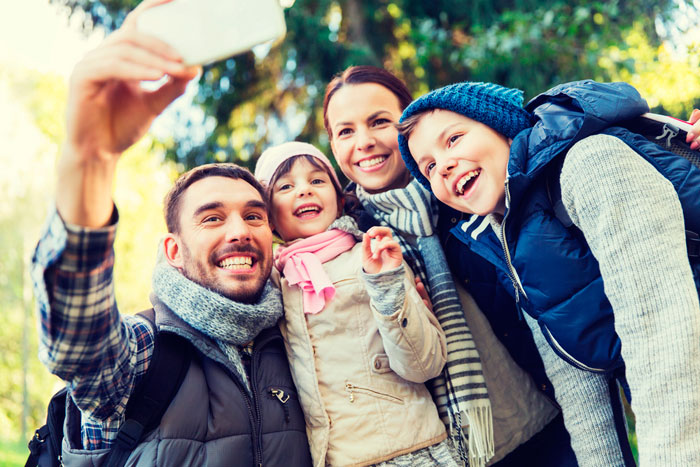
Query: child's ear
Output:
[[337, 196, 345, 217]]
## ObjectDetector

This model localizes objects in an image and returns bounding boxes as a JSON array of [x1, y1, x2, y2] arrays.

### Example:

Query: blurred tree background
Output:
[[50, 0, 700, 172], [2, 0, 700, 463], [0, 66, 178, 462]]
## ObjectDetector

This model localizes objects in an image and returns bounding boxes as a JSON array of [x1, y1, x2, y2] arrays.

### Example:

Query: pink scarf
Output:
[[275, 229, 356, 314]]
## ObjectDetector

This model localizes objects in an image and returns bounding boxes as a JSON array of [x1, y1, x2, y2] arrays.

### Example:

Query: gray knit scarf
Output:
[[357, 180, 494, 467], [152, 254, 282, 393]]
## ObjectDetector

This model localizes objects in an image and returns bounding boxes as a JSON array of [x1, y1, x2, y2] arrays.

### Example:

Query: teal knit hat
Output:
[[398, 81, 532, 189]]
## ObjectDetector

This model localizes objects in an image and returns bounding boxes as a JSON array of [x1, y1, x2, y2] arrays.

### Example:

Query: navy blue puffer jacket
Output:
[[449, 80, 700, 372]]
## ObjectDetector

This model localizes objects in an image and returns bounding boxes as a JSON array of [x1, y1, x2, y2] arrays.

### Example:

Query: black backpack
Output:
[[26, 309, 193, 467]]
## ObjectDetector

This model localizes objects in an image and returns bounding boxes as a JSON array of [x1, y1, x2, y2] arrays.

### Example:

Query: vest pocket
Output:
[[540, 324, 607, 373], [344, 381, 404, 404]]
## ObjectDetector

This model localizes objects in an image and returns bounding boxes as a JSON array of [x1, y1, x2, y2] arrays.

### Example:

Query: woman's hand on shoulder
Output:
[[361, 227, 403, 274], [414, 277, 434, 312], [686, 109, 700, 150]]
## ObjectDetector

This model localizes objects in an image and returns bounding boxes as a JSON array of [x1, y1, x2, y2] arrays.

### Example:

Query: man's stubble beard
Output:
[[179, 244, 271, 305]]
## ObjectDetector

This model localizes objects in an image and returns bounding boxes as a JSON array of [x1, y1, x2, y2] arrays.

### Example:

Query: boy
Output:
[[397, 80, 700, 466]]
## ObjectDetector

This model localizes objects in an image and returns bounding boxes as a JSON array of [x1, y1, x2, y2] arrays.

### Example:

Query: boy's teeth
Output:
[[358, 156, 387, 168], [456, 170, 481, 195], [218, 256, 253, 269]]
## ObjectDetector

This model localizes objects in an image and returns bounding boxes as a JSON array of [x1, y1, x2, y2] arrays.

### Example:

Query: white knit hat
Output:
[[254, 141, 341, 187]]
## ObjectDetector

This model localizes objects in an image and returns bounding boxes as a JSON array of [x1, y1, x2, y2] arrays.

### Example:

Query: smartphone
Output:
[[137, 0, 287, 66]]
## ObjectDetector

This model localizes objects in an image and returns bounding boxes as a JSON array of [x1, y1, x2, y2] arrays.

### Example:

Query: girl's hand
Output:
[[362, 227, 403, 274], [686, 109, 700, 150]]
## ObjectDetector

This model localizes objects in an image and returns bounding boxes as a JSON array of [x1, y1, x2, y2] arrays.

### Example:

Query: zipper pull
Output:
[[345, 383, 355, 403], [270, 388, 289, 403], [270, 388, 290, 422]]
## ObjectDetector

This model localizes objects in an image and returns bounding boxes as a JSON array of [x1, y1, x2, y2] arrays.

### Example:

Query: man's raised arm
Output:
[[57, 0, 199, 227], [31, 0, 199, 447]]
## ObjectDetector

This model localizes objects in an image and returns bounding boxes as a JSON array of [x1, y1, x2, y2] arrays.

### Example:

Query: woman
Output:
[[322, 66, 578, 466]]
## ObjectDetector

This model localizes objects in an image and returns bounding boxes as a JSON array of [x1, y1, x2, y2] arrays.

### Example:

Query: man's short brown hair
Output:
[[163, 163, 268, 234]]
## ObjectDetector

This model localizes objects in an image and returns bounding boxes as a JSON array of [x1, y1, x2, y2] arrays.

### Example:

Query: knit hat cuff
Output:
[[255, 141, 340, 187]]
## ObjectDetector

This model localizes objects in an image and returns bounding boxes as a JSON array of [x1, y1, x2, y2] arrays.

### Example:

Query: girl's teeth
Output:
[[295, 206, 320, 215], [358, 156, 387, 168]]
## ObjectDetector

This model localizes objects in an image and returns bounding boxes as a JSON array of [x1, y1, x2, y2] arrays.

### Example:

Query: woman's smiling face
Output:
[[326, 83, 411, 193]]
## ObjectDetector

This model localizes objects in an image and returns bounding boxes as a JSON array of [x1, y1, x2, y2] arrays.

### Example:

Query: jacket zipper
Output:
[[251, 342, 265, 466], [501, 180, 528, 304], [541, 324, 606, 373], [345, 382, 404, 404], [229, 373, 261, 466], [503, 181, 607, 375]]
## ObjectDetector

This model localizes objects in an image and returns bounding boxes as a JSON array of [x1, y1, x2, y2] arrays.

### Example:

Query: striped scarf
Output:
[[356, 180, 494, 467]]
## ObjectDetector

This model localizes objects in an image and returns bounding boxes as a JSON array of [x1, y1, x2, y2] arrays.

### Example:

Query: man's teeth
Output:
[[218, 256, 253, 269], [358, 156, 387, 168], [295, 205, 320, 215], [456, 170, 481, 195]]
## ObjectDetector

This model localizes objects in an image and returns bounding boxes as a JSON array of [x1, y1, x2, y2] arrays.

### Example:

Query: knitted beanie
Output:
[[398, 81, 533, 189], [255, 141, 341, 187]]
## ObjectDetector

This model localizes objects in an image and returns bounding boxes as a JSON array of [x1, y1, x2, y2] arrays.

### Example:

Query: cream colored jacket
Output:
[[275, 243, 448, 467]]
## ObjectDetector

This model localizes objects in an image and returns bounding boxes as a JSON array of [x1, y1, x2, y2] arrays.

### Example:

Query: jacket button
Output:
[[401, 318, 408, 327], [450, 217, 457, 224], [374, 360, 381, 369], [541, 384, 548, 391]]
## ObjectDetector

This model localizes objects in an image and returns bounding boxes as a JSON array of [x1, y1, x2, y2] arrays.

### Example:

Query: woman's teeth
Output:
[[218, 256, 253, 269], [358, 155, 388, 168], [456, 170, 481, 195]]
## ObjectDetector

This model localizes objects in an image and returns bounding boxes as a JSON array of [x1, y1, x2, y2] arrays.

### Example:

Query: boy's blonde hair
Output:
[[397, 81, 532, 189]]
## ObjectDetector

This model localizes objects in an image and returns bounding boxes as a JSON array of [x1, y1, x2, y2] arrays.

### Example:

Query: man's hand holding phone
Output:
[[58, 0, 200, 228]]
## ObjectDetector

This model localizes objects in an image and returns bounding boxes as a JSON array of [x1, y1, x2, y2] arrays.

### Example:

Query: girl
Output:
[[322, 66, 574, 466], [397, 80, 700, 466], [254, 141, 459, 467]]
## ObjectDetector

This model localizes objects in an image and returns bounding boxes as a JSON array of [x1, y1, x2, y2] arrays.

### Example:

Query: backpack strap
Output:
[[26, 308, 193, 467], [104, 309, 193, 467], [547, 116, 700, 259], [25, 388, 67, 467]]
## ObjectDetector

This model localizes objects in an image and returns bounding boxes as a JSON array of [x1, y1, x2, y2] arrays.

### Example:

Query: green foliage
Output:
[[49, 0, 698, 172], [112, 139, 179, 314], [0, 64, 176, 445], [0, 439, 27, 467], [0, 67, 66, 443]]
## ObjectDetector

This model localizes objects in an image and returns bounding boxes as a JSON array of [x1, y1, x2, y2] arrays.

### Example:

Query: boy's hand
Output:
[[362, 227, 403, 274], [686, 109, 700, 151]]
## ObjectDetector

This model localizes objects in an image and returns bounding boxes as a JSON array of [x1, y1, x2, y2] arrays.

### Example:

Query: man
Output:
[[30, 0, 311, 465]]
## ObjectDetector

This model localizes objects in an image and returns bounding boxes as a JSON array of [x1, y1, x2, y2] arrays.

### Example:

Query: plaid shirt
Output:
[[31, 207, 155, 450]]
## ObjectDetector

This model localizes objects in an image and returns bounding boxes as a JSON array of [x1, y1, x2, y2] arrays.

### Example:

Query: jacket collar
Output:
[[505, 80, 650, 214]]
